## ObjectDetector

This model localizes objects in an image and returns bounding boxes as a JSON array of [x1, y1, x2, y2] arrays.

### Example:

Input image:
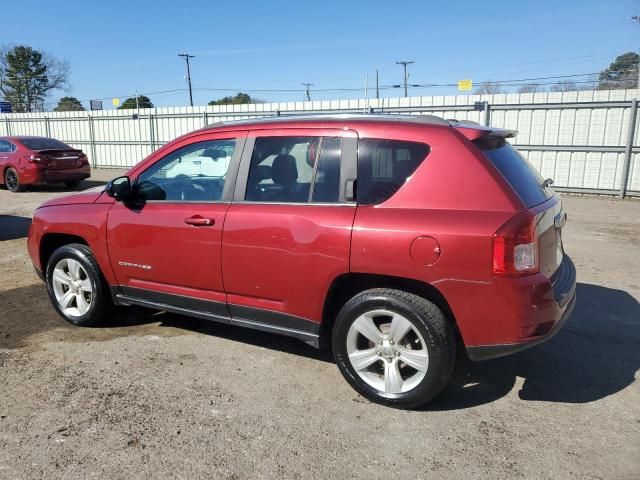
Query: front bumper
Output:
[[466, 255, 577, 361]]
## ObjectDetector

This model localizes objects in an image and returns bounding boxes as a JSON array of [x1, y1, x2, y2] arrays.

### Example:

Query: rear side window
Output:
[[18, 137, 71, 151], [245, 136, 342, 203], [479, 139, 552, 208], [357, 138, 429, 205], [0, 140, 13, 153]]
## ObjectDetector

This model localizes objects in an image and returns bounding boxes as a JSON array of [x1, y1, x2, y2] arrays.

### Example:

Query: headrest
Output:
[[271, 154, 298, 186]]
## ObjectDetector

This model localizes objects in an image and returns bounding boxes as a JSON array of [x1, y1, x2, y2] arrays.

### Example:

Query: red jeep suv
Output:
[[1, 136, 91, 192], [27, 115, 576, 408]]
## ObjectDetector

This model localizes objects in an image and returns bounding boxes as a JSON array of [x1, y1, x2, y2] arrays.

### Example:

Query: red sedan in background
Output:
[[0, 136, 91, 192]]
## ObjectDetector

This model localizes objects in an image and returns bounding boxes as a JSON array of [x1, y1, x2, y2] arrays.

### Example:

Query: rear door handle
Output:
[[184, 215, 215, 226]]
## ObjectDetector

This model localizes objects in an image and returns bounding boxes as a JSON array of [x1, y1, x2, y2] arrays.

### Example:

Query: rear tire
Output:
[[332, 288, 455, 409], [45, 243, 114, 326], [5, 167, 25, 192], [65, 180, 82, 188]]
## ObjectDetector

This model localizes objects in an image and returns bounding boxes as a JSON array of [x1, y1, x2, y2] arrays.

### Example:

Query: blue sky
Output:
[[2, 0, 639, 108]]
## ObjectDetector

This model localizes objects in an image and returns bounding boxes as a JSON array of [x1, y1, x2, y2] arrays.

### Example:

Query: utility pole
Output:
[[376, 69, 379, 99], [301, 83, 313, 101], [630, 17, 640, 90], [178, 53, 195, 107], [396, 60, 414, 97]]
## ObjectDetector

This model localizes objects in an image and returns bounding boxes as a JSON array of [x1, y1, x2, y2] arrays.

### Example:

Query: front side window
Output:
[[137, 139, 236, 201], [357, 138, 429, 205], [245, 136, 342, 203]]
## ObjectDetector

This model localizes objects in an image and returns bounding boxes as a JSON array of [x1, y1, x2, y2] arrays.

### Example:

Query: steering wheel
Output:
[[174, 174, 208, 201]]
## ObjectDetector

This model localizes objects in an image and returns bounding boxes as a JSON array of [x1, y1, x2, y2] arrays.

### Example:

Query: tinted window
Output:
[[246, 136, 342, 203], [357, 138, 429, 205], [137, 139, 236, 201], [0, 140, 12, 153], [312, 137, 342, 202], [18, 137, 71, 150], [479, 139, 552, 208]]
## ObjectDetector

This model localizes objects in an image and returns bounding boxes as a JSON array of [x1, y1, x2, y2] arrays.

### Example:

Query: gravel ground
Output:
[[0, 170, 638, 480]]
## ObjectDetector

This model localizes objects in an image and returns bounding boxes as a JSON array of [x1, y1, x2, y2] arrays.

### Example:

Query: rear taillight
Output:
[[27, 154, 44, 163], [492, 212, 539, 277], [79, 153, 89, 165]]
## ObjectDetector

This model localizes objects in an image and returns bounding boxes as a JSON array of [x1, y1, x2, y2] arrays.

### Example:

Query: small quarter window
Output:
[[357, 138, 429, 205]]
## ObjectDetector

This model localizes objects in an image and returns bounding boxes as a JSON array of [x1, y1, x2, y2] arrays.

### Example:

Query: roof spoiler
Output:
[[450, 121, 517, 141]]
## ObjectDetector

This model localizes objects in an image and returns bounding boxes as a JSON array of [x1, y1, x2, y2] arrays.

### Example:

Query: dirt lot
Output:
[[0, 170, 638, 480]]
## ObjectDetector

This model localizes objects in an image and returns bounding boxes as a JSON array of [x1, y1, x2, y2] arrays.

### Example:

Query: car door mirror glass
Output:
[[105, 176, 133, 200]]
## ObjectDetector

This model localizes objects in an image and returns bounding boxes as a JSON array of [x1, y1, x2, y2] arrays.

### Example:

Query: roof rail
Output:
[[201, 113, 451, 129]]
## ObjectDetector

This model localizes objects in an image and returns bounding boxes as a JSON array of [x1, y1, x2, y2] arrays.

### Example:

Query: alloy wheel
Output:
[[346, 309, 429, 394], [51, 258, 93, 317], [5, 169, 18, 191]]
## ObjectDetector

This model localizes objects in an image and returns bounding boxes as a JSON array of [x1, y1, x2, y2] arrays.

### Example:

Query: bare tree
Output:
[[549, 80, 580, 93], [517, 83, 545, 94], [474, 81, 504, 95]]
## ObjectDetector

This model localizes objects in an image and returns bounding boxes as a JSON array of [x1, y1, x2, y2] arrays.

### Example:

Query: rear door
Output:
[[221, 128, 357, 329]]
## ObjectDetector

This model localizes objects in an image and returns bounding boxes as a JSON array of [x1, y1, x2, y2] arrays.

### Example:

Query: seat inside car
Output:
[[263, 154, 309, 202]]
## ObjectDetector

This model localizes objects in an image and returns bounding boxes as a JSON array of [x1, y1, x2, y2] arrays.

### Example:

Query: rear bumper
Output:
[[38, 168, 91, 184], [466, 255, 577, 361], [20, 164, 91, 185]]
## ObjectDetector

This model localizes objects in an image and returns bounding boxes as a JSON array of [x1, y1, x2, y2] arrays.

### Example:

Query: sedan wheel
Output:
[[5, 168, 24, 192]]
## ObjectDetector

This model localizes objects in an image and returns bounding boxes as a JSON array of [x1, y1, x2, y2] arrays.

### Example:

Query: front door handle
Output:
[[184, 215, 215, 226]]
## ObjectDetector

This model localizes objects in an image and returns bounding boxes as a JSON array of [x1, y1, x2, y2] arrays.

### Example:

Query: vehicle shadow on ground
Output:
[[428, 282, 640, 410], [0, 283, 332, 364], [28, 178, 108, 192], [2, 282, 637, 407], [0, 215, 32, 241]]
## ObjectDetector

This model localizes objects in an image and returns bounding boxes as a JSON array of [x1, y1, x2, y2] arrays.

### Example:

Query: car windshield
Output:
[[19, 137, 72, 151]]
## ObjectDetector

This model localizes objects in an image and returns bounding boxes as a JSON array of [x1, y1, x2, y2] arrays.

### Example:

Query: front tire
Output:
[[5, 167, 25, 192], [45, 243, 114, 326], [65, 180, 82, 189], [332, 288, 455, 409]]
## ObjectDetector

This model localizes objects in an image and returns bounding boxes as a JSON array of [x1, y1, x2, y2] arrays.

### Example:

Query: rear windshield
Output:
[[18, 137, 72, 151], [479, 138, 552, 208]]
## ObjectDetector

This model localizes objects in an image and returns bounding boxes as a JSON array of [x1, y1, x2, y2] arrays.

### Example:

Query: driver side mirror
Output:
[[105, 176, 134, 201]]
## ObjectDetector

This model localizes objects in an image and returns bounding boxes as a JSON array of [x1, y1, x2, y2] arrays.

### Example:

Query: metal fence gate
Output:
[[2, 89, 639, 197]]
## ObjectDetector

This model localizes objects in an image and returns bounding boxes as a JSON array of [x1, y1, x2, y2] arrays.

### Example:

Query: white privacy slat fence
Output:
[[1, 89, 639, 197]]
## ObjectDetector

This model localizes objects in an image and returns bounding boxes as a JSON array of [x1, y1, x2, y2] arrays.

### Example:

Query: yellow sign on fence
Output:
[[458, 79, 473, 91]]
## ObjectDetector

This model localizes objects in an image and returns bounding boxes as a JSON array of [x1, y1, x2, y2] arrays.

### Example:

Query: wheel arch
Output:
[[321, 273, 461, 343], [40, 233, 88, 272]]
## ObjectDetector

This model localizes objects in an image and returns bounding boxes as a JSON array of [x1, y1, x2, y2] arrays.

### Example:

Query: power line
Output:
[[48, 70, 619, 107]]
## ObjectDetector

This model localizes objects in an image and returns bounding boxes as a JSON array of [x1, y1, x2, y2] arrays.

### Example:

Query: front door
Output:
[[107, 132, 246, 311]]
